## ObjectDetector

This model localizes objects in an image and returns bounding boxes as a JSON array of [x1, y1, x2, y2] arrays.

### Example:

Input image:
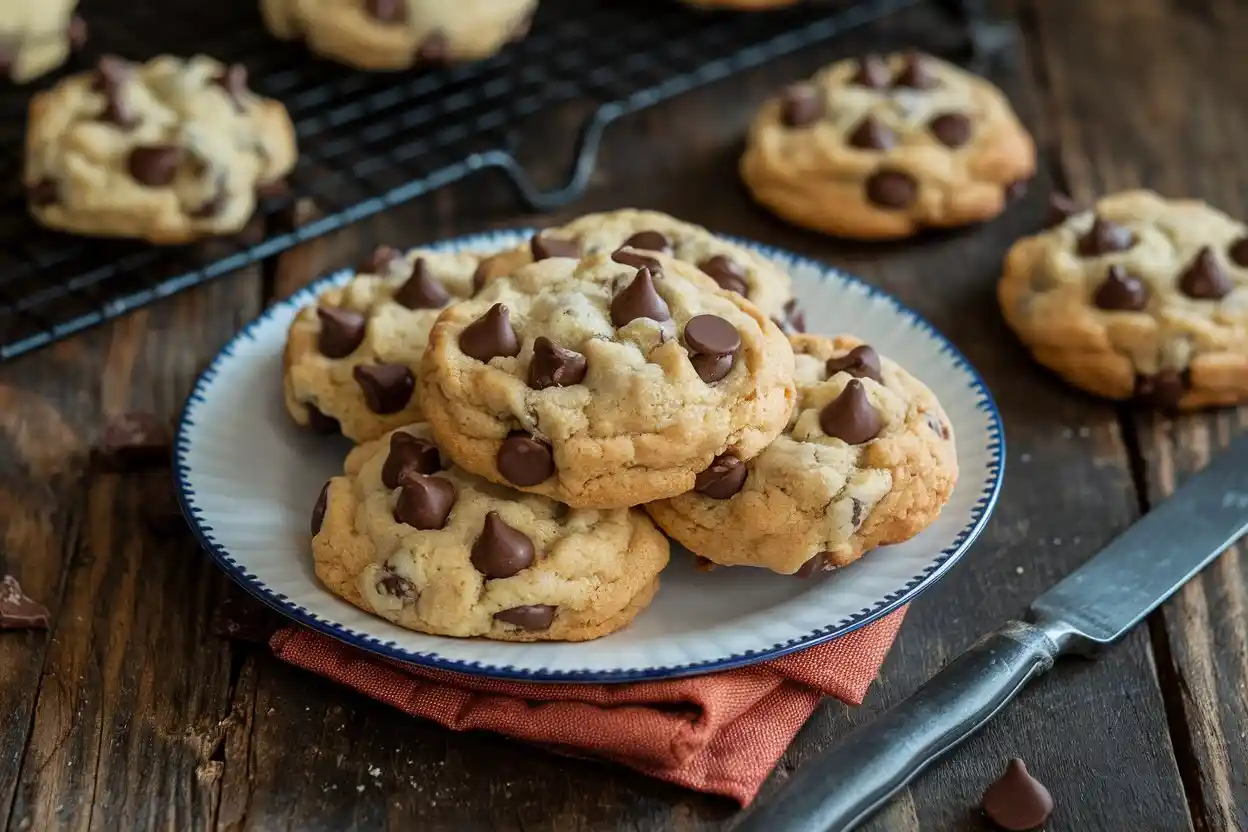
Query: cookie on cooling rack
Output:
[[261, 0, 536, 71], [1, 0, 86, 83], [420, 250, 796, 509], [24, 54, 297, 243], [284, 246, 484, 442], [312, 423, 670, 642], [474, 209, 804, 334], [647, 334, 958, 575], [740, 52, 1035, 239], [999, 190, 1248, 410]]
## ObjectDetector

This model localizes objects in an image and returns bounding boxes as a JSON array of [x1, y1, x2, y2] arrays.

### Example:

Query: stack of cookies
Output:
[[288, 210, 960, 642]]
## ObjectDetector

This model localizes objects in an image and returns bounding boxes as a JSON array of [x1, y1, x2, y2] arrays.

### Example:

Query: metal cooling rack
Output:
[[0, 0, 995, 361]]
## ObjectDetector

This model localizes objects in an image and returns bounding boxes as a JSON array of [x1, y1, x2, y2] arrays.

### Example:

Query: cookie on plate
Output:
[[420, 251, 796, 509], [284, 246, 484, 442], [1, 0, 86, 83], [24, 54, 297, 243], [312, 424, 670, 641], [261, 0, 536, 71], [740, 52, 1035, 239], [999, 190, 1248, 410], [475, 209, 803, 333], [647, 334, 957, 576]]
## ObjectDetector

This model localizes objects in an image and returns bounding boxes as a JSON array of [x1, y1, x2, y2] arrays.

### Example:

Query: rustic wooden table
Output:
[[1, 1, 1244, 830]]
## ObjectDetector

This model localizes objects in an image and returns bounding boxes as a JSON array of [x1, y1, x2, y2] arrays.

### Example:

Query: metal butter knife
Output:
[[734, 436, 1248, 832]]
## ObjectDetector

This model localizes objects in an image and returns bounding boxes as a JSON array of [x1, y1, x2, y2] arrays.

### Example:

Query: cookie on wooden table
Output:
[[261, 0, 536, 71], [999, 189, 1248, 410], [740, 52, 1036, 239], [1, 0, 86, 83], [475, 209, 803, 333], [420, 250, 796, 509], [647, 334, 957, 576], [312, 423, 670, 642], [284, 247, 484, 442], [24, 54, 297, 243]]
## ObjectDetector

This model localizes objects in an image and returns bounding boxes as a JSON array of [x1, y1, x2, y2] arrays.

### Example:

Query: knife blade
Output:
[[733, 435, 1248, 832]]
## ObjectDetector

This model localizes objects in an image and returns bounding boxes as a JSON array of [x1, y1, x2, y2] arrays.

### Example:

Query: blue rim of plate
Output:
[[175, 228, 1005, 682]]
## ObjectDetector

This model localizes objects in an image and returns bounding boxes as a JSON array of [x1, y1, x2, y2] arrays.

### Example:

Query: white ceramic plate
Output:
[[176, 229, 1003, 682]]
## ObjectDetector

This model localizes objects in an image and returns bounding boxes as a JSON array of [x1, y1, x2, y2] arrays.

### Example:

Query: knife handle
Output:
[[732, 620, 1062, 832]]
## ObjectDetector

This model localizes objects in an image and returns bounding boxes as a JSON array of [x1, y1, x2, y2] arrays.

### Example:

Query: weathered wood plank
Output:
[[1028, 0, 1248, 829]]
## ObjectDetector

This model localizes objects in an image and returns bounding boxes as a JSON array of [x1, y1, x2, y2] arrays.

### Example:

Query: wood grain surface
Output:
[[0, 1, 1244, 830]]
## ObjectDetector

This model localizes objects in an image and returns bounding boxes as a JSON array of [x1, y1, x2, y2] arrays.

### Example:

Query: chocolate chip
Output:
[[95, 56, 137, 129], [494, 604, 556, 630], [849, 54, 891, 89], [212, 63, 248, 112], [1091, 265, 1149, 311], [365, 0, 408, 23], [316, 306, 367, 358], [128, 146, 182, 187], [1077, 216, 1135, 257], [255, 180, 290, 200], [623, 230, 672, 254], [382, 432, 442, 489], [394, 258, 450, 309], [0, 576, 49, 630], [611, 266, 671, 327], [305, 404, 340, 435], [850, 498, 865, 527], [94, 54, 131, 90], [497, 432, 554, 486], [794, 554, 830, 578], [1178, 246, 1233, 300], [698, 255, 748, 297], [1229, 237, 1248, 268], [191, 187, 226, 219], [781, 298, 805, 333], [847, 116, 895, 151], [471, 261, 492, 294], [312, 482, 330, 535], [471, 512, 535, 578], [608, 251, 658, 276], [68, 15, 89, 50], [826, 345, 883, 383], [694, 455, 747, 499], [528, 336, 587, 390], [26, 179, 58, 207], [530, 233, 580, 261], [1046, 193, 1079, 227], [393, 473, 456, 530], [684, 315, 740, 357], [353, 364, 415, 414], [865, 169, 918, 209], [98, 412, 171, 470], [1006, 179, 1029, 202], [928, 112, 972, 148], [690, 353, 734, 384], [820, 380, 884, 444], [893, 52, 936, 89], [780, 84, 824, 127], [415, 31, 450, 65], [981, 759, 1054, 831], [925, 412, 950, 439], [360, 245, 401, 274], [376, 568, 418, 601], [460, 303, 521, 363], [1134, 370, 1187, 411]]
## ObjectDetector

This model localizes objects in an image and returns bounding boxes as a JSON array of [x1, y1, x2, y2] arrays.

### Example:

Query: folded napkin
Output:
[[270, 607, 905, 804]]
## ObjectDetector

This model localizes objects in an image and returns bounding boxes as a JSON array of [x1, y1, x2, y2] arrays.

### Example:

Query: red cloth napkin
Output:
[[271, 607, 905, 805]]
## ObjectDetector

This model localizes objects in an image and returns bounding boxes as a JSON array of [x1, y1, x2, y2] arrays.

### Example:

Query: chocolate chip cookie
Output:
[[740, 52, 1035, 239], [475, 210, 803, 333], [999, 190, 1248, 410], [284, 247, 484, 441], [262, 0, 536, 71], [312, 424, 669, 641], [24, 55, 297, 243], [420, 251, 796, 509], [647, 334, 957, 575], [1, 0, 86, 83]]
